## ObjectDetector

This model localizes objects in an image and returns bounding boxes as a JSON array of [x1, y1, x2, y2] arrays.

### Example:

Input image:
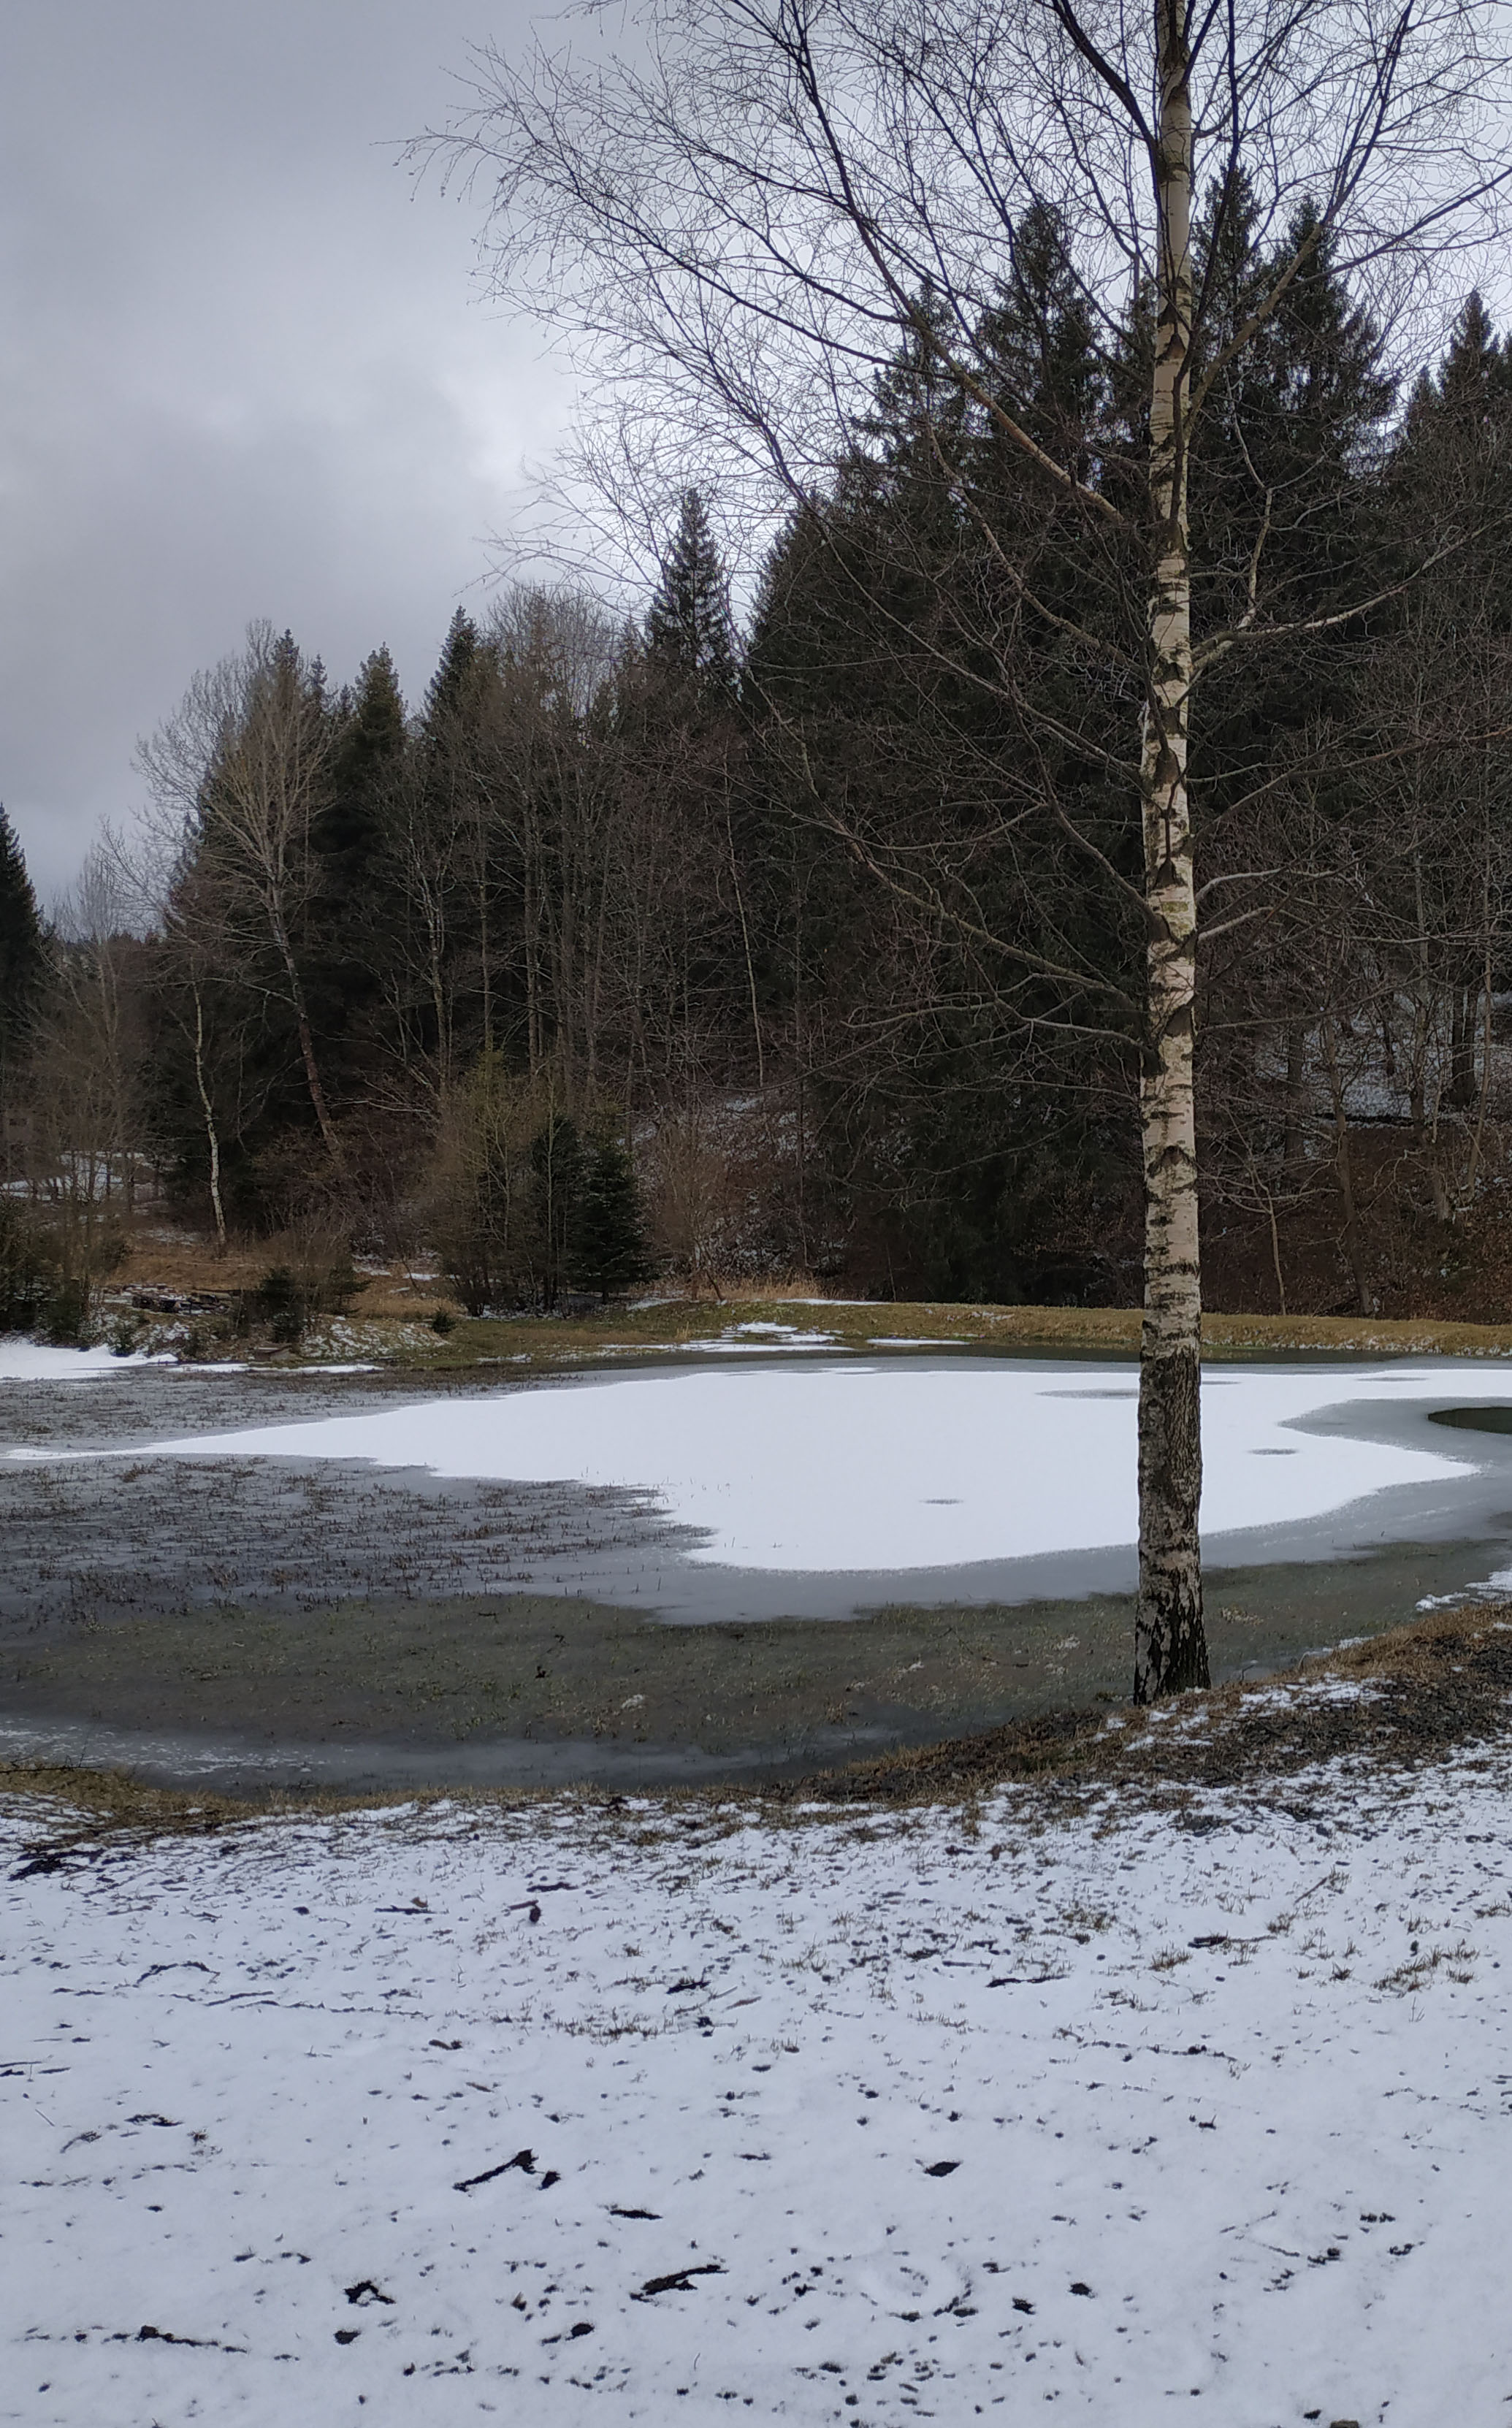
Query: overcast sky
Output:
[[2, 0, 573, 904]]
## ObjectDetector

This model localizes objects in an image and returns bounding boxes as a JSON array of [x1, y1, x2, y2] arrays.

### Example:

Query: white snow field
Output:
[[79, 1356, 1512, 1570], [6, 1740, 1512, 2426]]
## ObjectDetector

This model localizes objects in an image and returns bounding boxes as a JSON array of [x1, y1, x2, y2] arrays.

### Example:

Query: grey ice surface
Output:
[[9, 1346, 1512, 1793], [0, 1362, 696, 1634], [11, 1351, 1512, 1627]]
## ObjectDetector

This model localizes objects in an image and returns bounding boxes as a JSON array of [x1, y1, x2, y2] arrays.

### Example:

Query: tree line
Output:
[[5, 258, 1512, 1333]]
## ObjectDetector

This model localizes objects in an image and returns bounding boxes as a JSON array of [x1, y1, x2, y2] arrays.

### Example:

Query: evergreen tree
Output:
[[0, 805, 46, 1191], [1366, 294, 1512, 1124], [424, 608, 483, 730], [1191, 186, 1393, 653], [140, 622, 348, 1216], [412, 606, 507, 1077], [570, 1135, 652, 1293], [0, 1199, 58, 1329], [308, 646, 408, 1088], [744, 271, 1140, 1301], [325, 647, 406, 869], [1393, 291, 1512, 559], [1428, 289, 1504, 430], [1184, 186, 1394, 876], [0, 806, 45, 1071], [646, 491, 740, 692], [975, 206, 1108, 478]]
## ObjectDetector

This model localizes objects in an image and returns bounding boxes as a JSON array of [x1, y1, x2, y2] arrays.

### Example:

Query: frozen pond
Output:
[[53, 1351, 1512, 1587], [11, 1345, 1512, 1791], [0, 1340, 174, 1381]]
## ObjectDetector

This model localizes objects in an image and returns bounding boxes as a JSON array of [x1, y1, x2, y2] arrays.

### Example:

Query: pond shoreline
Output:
[[9, 1340, 1512, 1793]]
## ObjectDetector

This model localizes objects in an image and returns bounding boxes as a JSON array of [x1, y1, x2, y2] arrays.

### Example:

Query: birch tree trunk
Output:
[[190, 981, 227, 1251], [1133, 0, 1209, 1703], [267, 896, 345, 1172]]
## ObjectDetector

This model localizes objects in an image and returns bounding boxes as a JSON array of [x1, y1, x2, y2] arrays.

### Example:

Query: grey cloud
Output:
[[1, 0, 565, 901]]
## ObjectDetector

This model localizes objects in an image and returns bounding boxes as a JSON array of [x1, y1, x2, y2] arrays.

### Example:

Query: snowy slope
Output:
[[6, 1742, 1512, 2424]]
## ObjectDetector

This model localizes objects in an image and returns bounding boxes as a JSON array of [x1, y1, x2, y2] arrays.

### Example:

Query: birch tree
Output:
[[425, 0, 1512, 1695], [140, 623, 346, 1175]]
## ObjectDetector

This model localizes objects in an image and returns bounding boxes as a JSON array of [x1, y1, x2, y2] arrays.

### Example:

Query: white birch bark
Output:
[[1133, 0, 1209, 1703], [190, 981, 227, 1251]]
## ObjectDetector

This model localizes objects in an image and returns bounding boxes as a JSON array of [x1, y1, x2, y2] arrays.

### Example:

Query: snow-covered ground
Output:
[[0, 1343, 172, 1383], [6, 1741, 1512, 2425], [53, 1355, 1512, 1571], [679, 1323, 844, 1354]]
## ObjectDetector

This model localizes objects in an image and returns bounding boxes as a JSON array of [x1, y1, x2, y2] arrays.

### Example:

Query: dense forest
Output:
[[6, 239, 1512, 1333]]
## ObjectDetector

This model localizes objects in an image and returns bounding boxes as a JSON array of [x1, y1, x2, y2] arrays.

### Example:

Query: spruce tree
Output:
[[1192, 186, 1394, 646], [974, 206, 1107, 474], [1394, 291, 1512, 557], [1375, 294, 1512, 1121], [646, 491, 739, 693], [310, 646, 408, 1069], [416, 606, 508, 1071], [744, 267, 1135, 1305], [1432, 289, 1503, 430], [326, 647, 406, 865], [0, 806, 45, 1070], [424, 608, 483, 732], [570, 1136, 652, 1294]]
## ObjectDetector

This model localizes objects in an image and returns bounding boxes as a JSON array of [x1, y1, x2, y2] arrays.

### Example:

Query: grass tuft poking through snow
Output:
[[7, 1719, 1512, 2422]]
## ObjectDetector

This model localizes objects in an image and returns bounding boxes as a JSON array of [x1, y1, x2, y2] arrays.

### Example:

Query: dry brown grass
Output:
[[0, 1763, 337, 1838], [345, 1278, 455, 1321], [1196, 1309, 1512, 1357], [775, 1602, 1512, 1806], [0, 1763, 557, 1871], [116, 1232, 272, 1294], [98, 1218, 1512, 1361], [107, 1226, 458, 1326], [432, 1296, 1512, 1370]]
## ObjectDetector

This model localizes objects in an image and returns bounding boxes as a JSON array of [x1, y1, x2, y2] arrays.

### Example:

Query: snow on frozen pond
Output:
[[0, 1340, 172, 1382], [65, 1356, 1512, 1572], [6, 1751, 1512, 2424]]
